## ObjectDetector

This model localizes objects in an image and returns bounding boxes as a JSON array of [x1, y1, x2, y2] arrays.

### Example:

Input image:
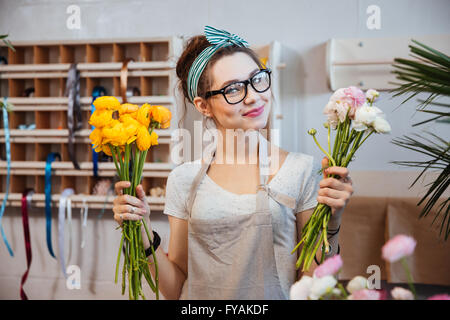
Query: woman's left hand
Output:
[[317, 157, 354, 217]]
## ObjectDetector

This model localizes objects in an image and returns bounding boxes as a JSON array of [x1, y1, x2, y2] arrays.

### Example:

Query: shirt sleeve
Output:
[[295, 157, 322, 213], [163, 169, 189, 220]]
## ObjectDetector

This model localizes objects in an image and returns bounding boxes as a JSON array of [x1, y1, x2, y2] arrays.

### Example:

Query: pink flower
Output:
[[427, 294, 450, 300], [350, 289, 381, 300], [324, 86, 365, 123], [382, 234, 417, 263], [313, 254, 343, 278]]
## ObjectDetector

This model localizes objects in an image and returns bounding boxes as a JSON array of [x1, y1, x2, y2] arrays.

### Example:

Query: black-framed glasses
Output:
[[205, 68, 272, 105]]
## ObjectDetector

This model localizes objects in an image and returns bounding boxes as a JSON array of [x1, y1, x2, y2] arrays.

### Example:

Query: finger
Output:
[[324, 166, 349, 180], [316, 196, 346, 211], [115, 181, 131, 196], [322, 157, 329, 179], [114, 212, 142, 222], [113, 204, 146, 216], [136, 184, 147, 202], [319, 178, 347, 191], [317, 187, 349, 200], [116, 194, 146, 209]]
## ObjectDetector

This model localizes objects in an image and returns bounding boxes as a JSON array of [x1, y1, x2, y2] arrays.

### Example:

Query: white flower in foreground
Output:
[[391, 287, 414, 300], [373, 116, 391, 133], [346, 276, 368, 294], [309, 275, 337, 300], [290, 276, 313, 300]]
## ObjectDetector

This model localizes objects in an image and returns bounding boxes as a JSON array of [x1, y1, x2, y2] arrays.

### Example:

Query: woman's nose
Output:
[[244, 84, 259, 104]]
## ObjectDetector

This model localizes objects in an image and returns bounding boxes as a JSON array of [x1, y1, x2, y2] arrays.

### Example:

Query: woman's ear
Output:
[[193, 96, 212, 117]]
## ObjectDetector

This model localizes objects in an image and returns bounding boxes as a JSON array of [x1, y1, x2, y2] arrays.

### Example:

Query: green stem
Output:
[[401, 257, 417, 299], [142, 218, 159, 299], [312, 134, 336, 167], [109, 144, 122, 179], [115, 233, 124, 284]]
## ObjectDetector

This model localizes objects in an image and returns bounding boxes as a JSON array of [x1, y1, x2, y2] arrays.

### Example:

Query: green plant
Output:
[[390, 39, 450, 240]]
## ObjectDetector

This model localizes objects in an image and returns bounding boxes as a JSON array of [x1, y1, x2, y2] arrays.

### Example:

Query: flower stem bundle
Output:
[[292, 87, 391, 271], [88, 96, 171, 299]]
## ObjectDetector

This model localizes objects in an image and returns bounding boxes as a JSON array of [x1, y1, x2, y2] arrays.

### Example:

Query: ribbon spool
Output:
[[58, 188, 74, 278], [65, 63, 82, 170], [120, 58, 134, 103], [80, 198, 88, 249], [20, 189, 34, 300], [45, 152, 61, 258], [0, 56, 7, 65], [0, 98, 14, 257]]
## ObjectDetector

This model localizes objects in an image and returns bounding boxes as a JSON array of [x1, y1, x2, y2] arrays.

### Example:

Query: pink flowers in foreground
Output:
[[313, 254, 343, 278], [381, 234, 417, 263]]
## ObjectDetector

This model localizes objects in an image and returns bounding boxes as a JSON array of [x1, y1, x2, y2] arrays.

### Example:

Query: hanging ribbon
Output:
[[45, 152, 61, 258], [80, 198, 88, 249], [120, 58, 134, 103], [65, 63, 82, 170], [58, 188, 74, 278], [91, 86, 106, 178], [0, 98, 14, 257], [20, 189, 34, 300]]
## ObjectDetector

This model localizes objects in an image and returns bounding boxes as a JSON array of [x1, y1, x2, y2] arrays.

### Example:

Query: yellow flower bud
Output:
[[89, 109, 114, 128], [150, 105, 172, 128], [150, 130, 159, 146], [136, 126, 151, 151], [308, 128, 317, 136], [137, 103, 151, 127], [119, 103, 139, 116], [89, 128, 103, 149], [93, 96, 121, 111]]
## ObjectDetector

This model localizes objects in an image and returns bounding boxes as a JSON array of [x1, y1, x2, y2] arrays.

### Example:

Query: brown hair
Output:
[[175, 35, 272, 138]]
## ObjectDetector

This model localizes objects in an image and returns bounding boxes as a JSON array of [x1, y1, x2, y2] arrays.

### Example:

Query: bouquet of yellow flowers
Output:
[[88, 96, 171, 300]]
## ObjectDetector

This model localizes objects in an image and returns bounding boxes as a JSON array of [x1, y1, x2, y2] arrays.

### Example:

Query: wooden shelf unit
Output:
[[0, 37, 183, 210]]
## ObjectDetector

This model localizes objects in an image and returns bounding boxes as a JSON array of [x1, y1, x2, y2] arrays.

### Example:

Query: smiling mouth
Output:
[[243, 105, 264, 116]]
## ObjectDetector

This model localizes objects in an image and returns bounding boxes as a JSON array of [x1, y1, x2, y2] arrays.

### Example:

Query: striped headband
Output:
[[187, 25, 249, 102]]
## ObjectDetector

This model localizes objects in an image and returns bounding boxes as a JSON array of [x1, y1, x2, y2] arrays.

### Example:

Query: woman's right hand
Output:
[[113, 181, 150, 228]]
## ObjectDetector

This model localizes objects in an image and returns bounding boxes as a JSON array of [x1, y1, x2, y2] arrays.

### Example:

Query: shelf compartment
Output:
[[8, 78, 34, 97], [84, 77, 113, 97], [35, 175, 61, 194], [141, 177, 167, 197], [35, 110, 66, 129], [9, 110, 35, 129], [140, 75, 169, 96], [8, 46, 33, 64], [87, 44, 114, 63], [113, 42, 141, 62], [145, 143, 171, 163], [10, 175, 35, 193], [10, 142, 35, 161], [33, 45, 60, 64], [140, 42, 169, 62], [34, 78, 63, 97], [62, 175, 90, 194], [35, 143, 62, 162], [61, 142, 92, 162]]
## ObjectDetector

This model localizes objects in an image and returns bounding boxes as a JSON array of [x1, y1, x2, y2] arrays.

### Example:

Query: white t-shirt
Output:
[[163, 152, 322, 299]]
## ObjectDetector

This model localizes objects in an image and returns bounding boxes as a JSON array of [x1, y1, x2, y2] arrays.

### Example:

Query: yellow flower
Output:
[[102, 144, 113, 156], [89, 128, 103, 149], [150, 105, 171, 129], [89, 109, 114, 128], [102, 120, 124, 146], [119, 103, 139, 116], [136, 103, 151, 128], [136, 126, 151, 151], [93, 96, 121, 111], [260, 57, 268, 68], [150, 130, 159, 146]]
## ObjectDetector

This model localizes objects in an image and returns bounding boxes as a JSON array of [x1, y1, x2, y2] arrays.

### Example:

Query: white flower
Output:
[[353, 104, 386, 132], [391, 287, 414, 300], [366, 89, 380, 102], [290, 276, 313, 300], [373, 116, 391, 133], [346, 276, 368, 294], [308, 275, 337, 300]]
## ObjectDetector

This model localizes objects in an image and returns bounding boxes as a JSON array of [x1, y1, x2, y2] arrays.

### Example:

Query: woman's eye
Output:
[[225, 84, 242, 95]]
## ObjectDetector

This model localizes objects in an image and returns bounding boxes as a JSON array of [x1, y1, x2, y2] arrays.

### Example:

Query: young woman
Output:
[[112, 26, 353, 300]]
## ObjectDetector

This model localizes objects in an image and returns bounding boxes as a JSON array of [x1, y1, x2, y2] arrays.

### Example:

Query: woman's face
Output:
[[201, 52, 272, 131]]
